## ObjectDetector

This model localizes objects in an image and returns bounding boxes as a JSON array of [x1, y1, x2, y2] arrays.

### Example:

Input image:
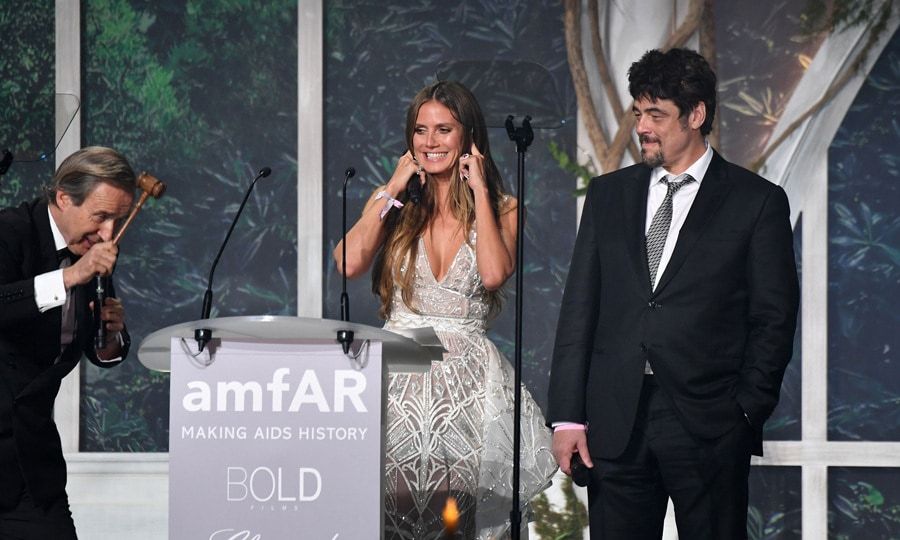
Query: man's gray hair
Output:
[[46, 146, 136, 206]]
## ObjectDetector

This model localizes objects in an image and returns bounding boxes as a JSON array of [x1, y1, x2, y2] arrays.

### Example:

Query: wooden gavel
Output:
[[94, 172, 167, 349], [113, 172, 167, 245]]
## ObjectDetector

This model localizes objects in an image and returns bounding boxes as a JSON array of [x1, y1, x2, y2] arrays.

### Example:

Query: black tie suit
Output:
[[548, 151, 799, 539], [0, 198, 130, 510]]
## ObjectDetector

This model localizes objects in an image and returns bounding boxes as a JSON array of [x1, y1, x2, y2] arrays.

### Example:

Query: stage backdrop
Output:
[[1, 2, 898, 538], [826, 30, 900, 538], [79, 0, 299, 452], [0, 0, 55, 204]]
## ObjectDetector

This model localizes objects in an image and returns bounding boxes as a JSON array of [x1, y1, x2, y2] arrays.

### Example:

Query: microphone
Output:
[[0, 149, 12, 176], [194, 166, 272, 352], [336, 166, 355, 354], [407, 170, 422, 204]]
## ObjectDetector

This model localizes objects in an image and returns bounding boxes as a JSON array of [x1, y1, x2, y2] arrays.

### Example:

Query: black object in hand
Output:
[[407, 172, 422, 204], [571, 452, 591, 487]]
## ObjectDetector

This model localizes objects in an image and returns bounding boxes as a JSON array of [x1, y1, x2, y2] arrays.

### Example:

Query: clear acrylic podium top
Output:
[[137, 315, 443, 373]]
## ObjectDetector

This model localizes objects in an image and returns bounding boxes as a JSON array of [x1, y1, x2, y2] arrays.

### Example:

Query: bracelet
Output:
[[374, 190, 404, 220]]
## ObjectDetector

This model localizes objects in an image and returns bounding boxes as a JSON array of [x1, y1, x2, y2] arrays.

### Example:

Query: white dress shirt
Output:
[[554, 143, 715, 427], [33, 207, 68, 311], [644, 143, 713, 290], [32, 206, 121, 361]]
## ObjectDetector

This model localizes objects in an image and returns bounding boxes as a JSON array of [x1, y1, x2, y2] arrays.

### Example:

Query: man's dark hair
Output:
[[628, 48, 717, 136]]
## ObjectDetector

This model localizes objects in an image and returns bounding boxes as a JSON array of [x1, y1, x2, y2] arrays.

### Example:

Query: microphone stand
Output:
[[336, 167, 356, 354], [195, 167, 272, 352], [505, 114, 533, 540]]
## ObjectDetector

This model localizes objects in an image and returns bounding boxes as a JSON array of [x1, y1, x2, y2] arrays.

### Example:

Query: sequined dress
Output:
[[383, 232, 557, 539]]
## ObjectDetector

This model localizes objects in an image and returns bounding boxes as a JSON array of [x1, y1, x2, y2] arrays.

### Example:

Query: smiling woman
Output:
[[333, 80, 557, 538], [412, 101, 465, 181]]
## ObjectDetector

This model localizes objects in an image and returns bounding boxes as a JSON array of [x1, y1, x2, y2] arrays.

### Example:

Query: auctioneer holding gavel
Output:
[[94, 171, 166, 348]]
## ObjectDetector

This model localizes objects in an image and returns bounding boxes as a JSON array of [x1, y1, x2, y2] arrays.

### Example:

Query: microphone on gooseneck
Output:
[[194, 166, 272, 352], [340, 167, 355, 322], [337, 166, 356, 355]]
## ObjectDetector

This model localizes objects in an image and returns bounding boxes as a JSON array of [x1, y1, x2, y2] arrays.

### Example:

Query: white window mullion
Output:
[[802, 157, 829, 444], [55, 0, 82, 454], [801, 154, 830, 540], [803, 465, 829, 540], [297, 0, 323, 317]]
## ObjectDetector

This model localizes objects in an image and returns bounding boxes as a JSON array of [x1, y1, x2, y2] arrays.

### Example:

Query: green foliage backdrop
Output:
[[79, 0, 298, 451], [830, 468, 900, 539], [827, 30, 899, 443], [748, 467, 802, 540], [0, 0, 55, 204], [825, 29, 900, 539]]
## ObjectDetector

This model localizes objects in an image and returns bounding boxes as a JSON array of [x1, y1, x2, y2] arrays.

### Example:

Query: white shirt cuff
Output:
[[95, 332, 126, 363], [34, 269, 67, 312], [552, 422, 586, 430]]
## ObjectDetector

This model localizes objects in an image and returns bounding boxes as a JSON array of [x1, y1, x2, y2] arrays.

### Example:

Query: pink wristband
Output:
[[374, 190, 404, 219]]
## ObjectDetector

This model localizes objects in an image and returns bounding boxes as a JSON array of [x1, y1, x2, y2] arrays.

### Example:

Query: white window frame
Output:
[[752, 14, 900, 540]]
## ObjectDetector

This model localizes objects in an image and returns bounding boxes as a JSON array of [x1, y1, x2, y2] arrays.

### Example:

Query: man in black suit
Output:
[[0, 146, 135, 538], [547, 49, 799, 539]]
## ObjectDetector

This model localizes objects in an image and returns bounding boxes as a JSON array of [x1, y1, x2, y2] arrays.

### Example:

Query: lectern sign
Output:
[[169, 339, 382, 539]]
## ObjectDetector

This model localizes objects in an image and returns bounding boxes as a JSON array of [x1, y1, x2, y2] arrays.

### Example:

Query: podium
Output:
[[138, 316, 441, 540], [138, 315, 443, 372]]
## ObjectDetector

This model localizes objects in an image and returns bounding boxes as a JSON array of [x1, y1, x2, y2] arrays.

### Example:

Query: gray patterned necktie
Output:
[[58, 256, 75, 359], [645, 173, 694, 289]]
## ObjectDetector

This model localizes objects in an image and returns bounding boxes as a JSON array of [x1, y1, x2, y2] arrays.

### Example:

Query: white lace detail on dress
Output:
[[383, 232, 556, 539]]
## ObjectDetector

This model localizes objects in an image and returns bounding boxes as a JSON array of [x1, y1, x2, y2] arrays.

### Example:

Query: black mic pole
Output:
[[336, 167, 356, 354], [194, 166, 272, 352], [0, 149, 13, 177], [506, 114, 533, 540]]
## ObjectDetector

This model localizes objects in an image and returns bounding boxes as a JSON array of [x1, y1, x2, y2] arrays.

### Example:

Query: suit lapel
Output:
[[621, 166, 652, 290], [30, 200, 66, 356], [653, 151, 734, 294], [31, 199, 59, 274], [68, 283, 90, 358], [33, 199, 86, 363]]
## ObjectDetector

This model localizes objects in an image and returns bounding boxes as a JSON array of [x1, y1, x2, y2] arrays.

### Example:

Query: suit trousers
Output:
[[587, 376, 752, 540], [0, 488, 77, 540]]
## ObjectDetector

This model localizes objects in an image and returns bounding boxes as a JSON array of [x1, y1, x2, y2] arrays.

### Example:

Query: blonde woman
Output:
[[335, 81, 555, 538]]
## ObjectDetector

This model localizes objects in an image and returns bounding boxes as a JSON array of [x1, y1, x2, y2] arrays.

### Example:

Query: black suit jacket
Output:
[[0, 198, 130, 509], [548, 151, 799, 459]]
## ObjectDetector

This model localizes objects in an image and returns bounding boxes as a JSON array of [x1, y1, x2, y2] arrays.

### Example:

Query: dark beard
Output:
[[641, 147, 664, 168]]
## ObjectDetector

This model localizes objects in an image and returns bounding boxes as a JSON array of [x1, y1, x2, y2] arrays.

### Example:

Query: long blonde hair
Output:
[[373, 81, 507, 319]]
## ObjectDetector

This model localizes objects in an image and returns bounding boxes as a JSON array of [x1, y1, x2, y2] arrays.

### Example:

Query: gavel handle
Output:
[[96, 176, 163, 349], [96, 192, 145, 347], [112, 191, 151, 245], [94, 275, 108, 350], [95, 193, 145, 349]]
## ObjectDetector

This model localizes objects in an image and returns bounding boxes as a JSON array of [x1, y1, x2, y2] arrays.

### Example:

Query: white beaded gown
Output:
[[383, 231, 557, 539]]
